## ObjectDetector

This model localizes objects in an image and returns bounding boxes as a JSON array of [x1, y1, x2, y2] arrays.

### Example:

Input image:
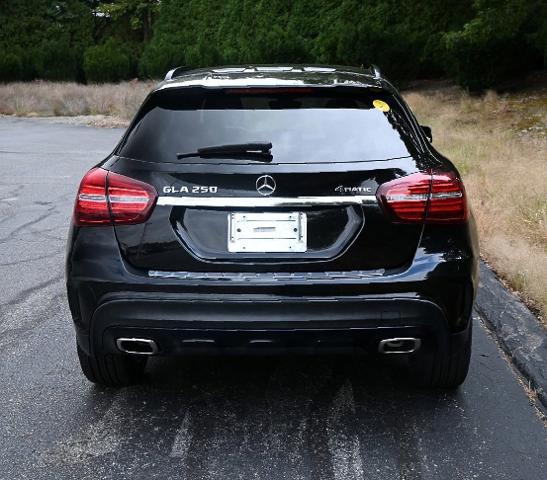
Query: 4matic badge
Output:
[[334, 185, 372, 194]]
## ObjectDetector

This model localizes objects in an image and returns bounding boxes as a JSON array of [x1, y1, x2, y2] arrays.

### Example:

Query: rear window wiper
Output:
[[176, 142, 273, 162]]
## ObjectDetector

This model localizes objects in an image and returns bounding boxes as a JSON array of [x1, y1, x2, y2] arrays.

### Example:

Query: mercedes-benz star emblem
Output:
[[256, 175, 276, 196]]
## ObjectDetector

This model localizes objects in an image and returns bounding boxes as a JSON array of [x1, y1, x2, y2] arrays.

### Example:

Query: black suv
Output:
[[66, 65, 478, 388]]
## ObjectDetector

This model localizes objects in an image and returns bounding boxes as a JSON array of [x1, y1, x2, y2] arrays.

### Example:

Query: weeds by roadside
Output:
[[406, 84, 546, 323], [0, 80, 153, 122]]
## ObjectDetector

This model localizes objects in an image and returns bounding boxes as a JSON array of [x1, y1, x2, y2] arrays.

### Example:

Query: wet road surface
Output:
[[0, 118, 545, 479]]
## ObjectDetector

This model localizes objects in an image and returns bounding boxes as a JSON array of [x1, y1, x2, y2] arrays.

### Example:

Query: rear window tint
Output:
[[118, 88, 421, 164]]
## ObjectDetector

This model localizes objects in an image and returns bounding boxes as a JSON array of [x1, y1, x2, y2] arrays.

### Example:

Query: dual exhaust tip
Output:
[[116, 338, 158, 355], [378, 337, 421, 354], [116, 336, 421, 355]]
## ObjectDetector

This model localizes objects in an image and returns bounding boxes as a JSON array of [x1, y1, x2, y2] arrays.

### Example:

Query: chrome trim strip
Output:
[[148, 269, 385, 281], [156, 195, 377, 208]]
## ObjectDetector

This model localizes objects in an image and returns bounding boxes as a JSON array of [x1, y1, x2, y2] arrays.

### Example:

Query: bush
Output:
[[84, 40, 133, 83], [32, 40, 80, 81], [442, 0, 544, 91], [443, 33, 522, 91], [139, 41, 185, 79], [0, 49, 22, 82], [1, 0, 546, 88]]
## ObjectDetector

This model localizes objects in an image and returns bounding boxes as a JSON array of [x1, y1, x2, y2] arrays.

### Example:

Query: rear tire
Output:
[[77, 345, 147, 387], [412, 321, 472, 389]]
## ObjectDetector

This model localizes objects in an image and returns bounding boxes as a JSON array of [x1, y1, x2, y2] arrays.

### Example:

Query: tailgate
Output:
[[109, 158, 424, 272]]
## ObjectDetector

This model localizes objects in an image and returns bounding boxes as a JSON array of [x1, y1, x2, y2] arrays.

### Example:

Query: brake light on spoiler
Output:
[[376, 171, 468, 223], [73, 168, 157, 226]]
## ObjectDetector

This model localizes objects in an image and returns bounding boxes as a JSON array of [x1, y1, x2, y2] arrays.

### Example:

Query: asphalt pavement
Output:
[[0, 117, 545, 480]]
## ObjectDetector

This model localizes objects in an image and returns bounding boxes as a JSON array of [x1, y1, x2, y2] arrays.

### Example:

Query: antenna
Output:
[[371, 64, 381, 79], [164, 66, 193, 81]]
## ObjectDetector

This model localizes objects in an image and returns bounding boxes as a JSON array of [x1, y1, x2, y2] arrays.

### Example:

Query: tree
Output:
[[0, 0, 545, 87], [84, 39, 133, 82], [98, 0, 160, 42], [443, 0, 546, 90]]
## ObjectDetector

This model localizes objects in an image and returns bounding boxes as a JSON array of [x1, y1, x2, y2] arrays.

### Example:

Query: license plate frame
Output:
[[228, 211, 307, 253]]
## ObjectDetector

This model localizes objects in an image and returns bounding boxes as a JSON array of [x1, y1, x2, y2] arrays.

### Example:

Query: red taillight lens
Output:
[[377, 172, 431, 222], [107, 171, 157, 224], [74, 168, 157, 226], [428, 171, 468, 223], [377, 171, 467, 224], [74, 168, 110, 225]]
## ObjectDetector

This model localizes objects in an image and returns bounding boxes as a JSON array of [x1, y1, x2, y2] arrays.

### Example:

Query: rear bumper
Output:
[[78, 292, 470, 357], [66, 225, 479, 356]]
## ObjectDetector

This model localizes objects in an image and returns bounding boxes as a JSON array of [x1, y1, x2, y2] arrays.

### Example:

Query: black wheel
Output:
[[411, 321, 472, 389], [77, 345, 147, 387]]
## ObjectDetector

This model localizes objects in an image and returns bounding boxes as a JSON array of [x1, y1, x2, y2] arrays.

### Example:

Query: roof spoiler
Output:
[[164, 66, 193, 81]]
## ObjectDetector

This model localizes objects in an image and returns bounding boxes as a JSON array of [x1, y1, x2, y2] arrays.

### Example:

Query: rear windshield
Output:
[[118, 88, 421, 164]]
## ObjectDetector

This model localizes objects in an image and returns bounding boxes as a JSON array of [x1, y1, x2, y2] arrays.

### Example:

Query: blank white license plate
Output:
[[228, 212, 307, 253]]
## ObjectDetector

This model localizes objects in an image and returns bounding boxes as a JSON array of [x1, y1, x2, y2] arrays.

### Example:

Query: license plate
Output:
[[228, 212, 307, 253]]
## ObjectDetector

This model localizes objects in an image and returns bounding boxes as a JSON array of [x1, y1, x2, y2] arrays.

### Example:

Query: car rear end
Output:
[[66, 67, 479, 387]]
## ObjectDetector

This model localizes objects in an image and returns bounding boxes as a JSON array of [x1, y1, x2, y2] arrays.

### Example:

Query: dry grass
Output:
[[0, 80, 153, 123], [0, 79, 545, 321], [405, 84, 547, 322]]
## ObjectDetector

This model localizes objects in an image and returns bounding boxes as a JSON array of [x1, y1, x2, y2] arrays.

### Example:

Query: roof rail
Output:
[[164, 66, 193, 81], [370, 64, 381, 79]]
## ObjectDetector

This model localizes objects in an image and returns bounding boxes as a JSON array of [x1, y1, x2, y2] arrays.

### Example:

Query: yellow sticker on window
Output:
[[373, 99, 390, 112]]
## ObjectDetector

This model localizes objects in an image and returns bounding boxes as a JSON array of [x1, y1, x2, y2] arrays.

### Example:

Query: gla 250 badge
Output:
[[163, 185, 218, 194]]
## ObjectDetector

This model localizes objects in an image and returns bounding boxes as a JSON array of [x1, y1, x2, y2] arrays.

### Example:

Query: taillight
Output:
[[377, 171, 467, 223], [74, 168, 157, 226], [377, 172, 431, 222], [74, 168, 110, 225], [427, 171, 468, 223], [107, 171, 157, 224]]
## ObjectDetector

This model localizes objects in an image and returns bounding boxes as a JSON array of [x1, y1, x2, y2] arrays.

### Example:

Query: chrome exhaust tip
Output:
[[116, 337, 158, 355], [378, 337, 421, 354]]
